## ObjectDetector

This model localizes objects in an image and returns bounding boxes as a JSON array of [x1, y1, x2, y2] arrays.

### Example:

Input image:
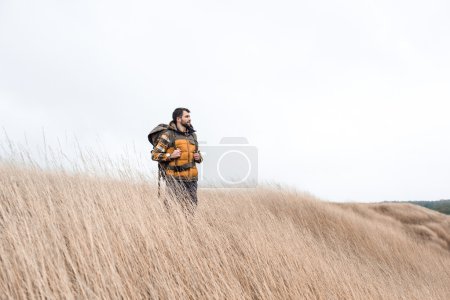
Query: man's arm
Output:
[[151, 132, 173, 162]]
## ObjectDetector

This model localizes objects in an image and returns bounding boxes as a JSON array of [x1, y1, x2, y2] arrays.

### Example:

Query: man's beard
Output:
[[184, 122, 195, 132]]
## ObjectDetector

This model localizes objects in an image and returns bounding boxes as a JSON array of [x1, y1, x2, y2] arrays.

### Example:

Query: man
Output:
[[151, 107, 203, 213]]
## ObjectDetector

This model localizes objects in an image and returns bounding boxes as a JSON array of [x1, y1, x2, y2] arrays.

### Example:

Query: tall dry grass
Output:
[[1, 163, 450, 299]]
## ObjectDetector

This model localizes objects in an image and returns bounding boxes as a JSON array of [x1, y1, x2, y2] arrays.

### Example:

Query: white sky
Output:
[[1, 0, 450, 202]]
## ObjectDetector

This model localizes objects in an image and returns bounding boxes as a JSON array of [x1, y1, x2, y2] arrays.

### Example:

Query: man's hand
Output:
[[193, 153, 200, 161], [171, 148, 181, 159]]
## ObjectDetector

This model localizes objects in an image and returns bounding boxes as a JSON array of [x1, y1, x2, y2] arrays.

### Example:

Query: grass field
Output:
[[1, 163, 450, 299]]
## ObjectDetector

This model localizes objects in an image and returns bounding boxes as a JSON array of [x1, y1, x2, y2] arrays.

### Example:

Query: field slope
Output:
[[1, 164, 449, 299]]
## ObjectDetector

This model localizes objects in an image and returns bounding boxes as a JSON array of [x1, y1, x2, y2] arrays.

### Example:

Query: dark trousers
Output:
[[164, 177, 198, 213]]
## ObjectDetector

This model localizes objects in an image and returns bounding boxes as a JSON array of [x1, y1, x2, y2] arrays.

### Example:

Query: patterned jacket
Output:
[[151, 121, 203, 181]]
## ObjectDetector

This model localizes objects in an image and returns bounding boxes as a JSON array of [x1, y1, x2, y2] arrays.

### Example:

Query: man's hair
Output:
[[172, 107, 190, 123]]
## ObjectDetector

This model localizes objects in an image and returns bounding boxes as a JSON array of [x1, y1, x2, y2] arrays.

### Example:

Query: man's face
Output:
[[179, 111, 191, 126]]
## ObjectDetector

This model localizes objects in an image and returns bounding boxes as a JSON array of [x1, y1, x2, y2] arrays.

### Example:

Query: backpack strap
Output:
[[166, 129, 177, 148], [165, 161, 196, 172]]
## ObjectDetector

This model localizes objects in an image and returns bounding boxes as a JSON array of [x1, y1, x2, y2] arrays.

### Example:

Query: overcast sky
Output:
[[1, 0, 450, 202]]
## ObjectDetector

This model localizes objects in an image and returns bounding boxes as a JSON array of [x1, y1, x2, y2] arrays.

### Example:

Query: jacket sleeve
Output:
[[192, 133, 203, 164], [195, 151, 203, 164], [151, 132, 173, 162]]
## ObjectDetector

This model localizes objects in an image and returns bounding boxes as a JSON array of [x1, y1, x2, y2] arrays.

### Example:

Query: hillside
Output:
[[1, 164, 449, 299], [409, 200, 450, 215], [382, 200, 450, 216]]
